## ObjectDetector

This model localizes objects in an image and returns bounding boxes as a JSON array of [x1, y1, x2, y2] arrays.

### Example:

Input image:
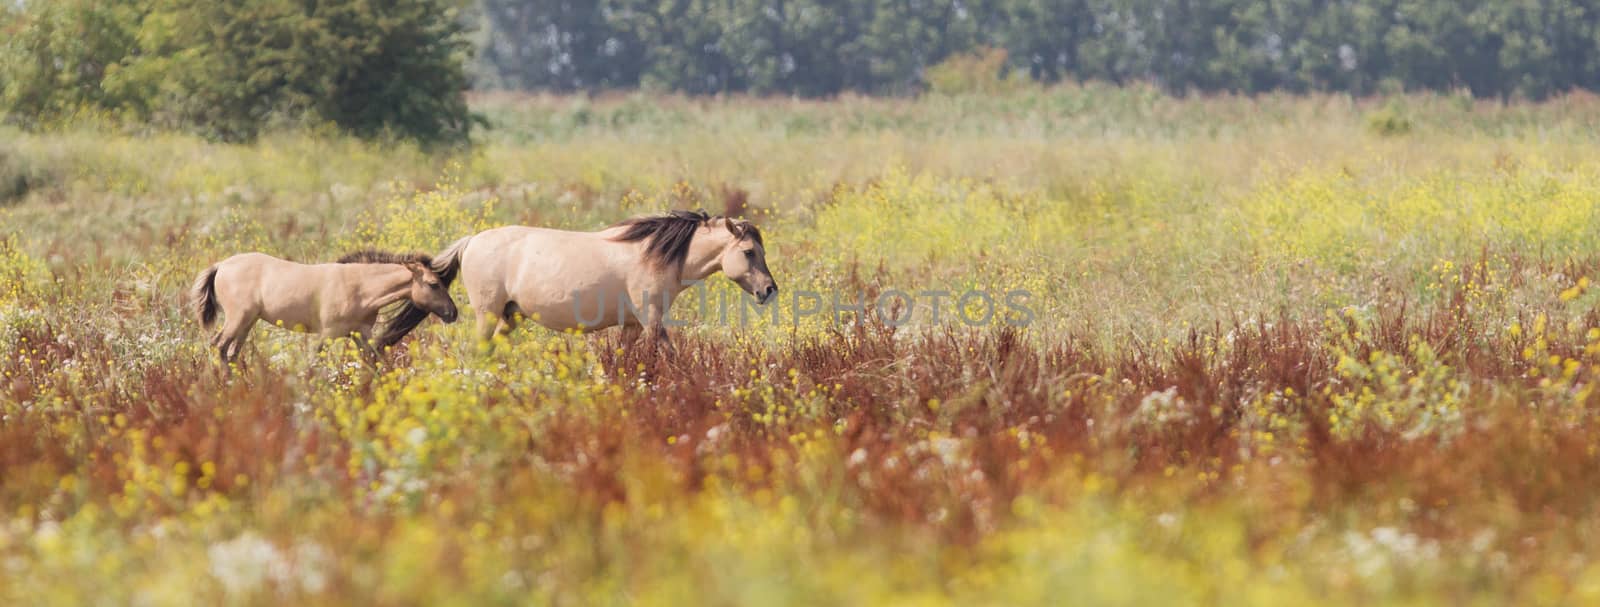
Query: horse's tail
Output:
[[191, 265, 220, 330], [375, 235, 472, 349], [430, 235, 471, 286]]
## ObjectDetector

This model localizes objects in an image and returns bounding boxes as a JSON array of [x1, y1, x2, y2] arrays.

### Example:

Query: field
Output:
[[8, 87, 1600, 604]]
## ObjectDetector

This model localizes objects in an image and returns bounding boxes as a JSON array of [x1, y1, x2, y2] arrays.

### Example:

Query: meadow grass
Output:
[[6, 89, 1600, 604]]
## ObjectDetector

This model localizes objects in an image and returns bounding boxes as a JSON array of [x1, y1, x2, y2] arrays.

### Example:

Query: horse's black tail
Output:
[[191, 265, 220, 329], [376, 235, 471, 350]]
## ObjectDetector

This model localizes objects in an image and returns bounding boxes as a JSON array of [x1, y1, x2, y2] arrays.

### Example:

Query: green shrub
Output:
[[923, 47, 1032, 96], [1365, 104, 1414, 137], [0, 0, 475, 145], [0, 142, 57, 205]]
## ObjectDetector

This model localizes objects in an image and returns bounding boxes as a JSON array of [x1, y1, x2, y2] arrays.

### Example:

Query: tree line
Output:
[[6, 0, 1600, 145], [477, 0, 1600, 99]]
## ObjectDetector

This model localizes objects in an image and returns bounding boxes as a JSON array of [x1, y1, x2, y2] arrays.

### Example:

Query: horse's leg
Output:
[[207, 308, 230, 363], [211, 331, 229, 374], [315, 333, 350, 363], [475, 307, 500, 346], [633, 322, 676, 368], [637, 301, 675, 358], [620, 324, 643, 346], [612, 323, 642, 368], [215, 324, 234, 366], [224, 331, 250, 364], [313, 323, 370, 365], [497, 302, 521, 337], [472, 299, 520, 352], [352, 323, 381, 364], [218, 313, 256, 366], [347, 335, 380, 366], [646, 324, 675, 357]]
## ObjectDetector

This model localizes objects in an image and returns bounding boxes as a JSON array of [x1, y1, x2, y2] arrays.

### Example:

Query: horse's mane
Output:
[[609, 209, 763, 270], [337, 249, 438, 349], [337, 250, 434, 267]]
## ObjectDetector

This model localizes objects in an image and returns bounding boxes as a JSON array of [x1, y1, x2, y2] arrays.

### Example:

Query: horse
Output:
[[375, 210, 776, 350], [190, 250, 459, 365]]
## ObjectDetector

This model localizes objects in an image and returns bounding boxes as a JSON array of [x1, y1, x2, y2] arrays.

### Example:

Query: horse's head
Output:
[[715, 218, 778, 304], [405, 261, 459, 323], [613, 211, 779, 304]]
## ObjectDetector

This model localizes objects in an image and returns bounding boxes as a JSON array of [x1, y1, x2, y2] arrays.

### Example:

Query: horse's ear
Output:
[[726, 219, 747, 239], [403, 261, 426, 276]]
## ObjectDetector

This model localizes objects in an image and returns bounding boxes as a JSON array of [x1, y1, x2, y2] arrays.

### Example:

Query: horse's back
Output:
[[214, 253, 290, 290], [468, 225, 592, 249], [463, 225, 615, 279], [213, 253, 326, 331], [216, 251, 283, 268], [460, 225, 629, 330], [215, 252, 318, 282]]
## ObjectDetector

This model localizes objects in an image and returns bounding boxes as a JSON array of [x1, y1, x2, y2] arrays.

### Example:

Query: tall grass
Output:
[[6, 90, 1600, 603]]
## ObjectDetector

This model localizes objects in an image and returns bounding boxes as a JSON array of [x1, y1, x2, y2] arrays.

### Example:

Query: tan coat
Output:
[[377, 212, 775, 349], [192, 252, 457, 364]]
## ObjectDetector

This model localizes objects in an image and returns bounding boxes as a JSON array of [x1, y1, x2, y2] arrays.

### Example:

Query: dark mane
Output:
[[337, 250, 433, 267], [610, 210, 709, 270], [609, 209, 761, 270]]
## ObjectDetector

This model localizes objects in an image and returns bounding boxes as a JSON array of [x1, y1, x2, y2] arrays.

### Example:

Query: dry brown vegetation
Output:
[[8, 92, 1600, 603]]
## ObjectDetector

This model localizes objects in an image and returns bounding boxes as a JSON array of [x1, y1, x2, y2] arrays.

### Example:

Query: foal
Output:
[[191, 250, 459, 364]]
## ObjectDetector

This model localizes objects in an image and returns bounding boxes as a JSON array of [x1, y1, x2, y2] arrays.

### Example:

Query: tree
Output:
[[995, 0, 1096, 84], [476, 0, 645, 91], [0, 0, 476, 145], [134, 0, 475, 143], [0, 0, 147, 127]]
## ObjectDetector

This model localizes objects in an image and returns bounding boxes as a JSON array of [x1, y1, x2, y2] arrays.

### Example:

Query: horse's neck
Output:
[[679, 230, 730, 283], [354, 266, 413, 311]]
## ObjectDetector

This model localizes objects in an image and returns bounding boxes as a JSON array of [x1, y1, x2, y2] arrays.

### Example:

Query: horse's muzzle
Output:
[[439, 308, 460, 323], [757, 285, 779, 305]]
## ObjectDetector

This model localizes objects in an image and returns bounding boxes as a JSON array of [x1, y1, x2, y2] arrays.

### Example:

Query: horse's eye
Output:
[[743, 249, 756, 258]]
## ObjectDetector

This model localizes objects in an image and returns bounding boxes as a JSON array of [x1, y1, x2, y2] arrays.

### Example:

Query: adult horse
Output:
[[376, 210, 777, 349], [192, 250, 459, 364]]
